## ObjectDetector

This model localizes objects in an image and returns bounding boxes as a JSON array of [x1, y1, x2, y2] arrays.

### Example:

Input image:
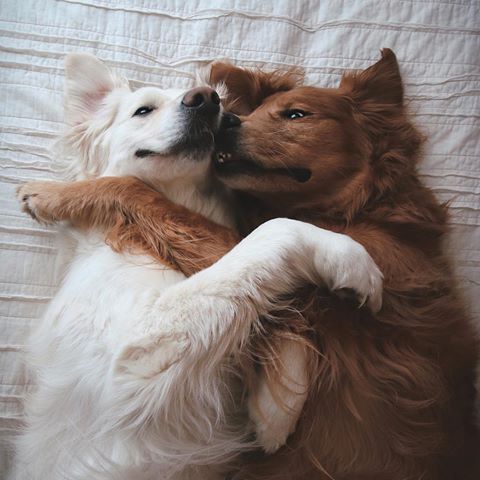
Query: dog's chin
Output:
[[135, 134, 215, 160], [213, 150, 312, 183]]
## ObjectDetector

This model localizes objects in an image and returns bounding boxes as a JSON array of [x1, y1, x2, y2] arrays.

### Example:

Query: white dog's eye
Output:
[[133, 106, 154, 117]]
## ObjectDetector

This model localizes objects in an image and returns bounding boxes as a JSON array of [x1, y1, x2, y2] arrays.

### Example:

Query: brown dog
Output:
[[19, 50, 479, 479]]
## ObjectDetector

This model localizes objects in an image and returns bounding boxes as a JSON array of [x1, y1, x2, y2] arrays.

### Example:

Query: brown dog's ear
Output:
[[340, 49, 403, 108], [340, 50, 423, 205], [209, 62, 302, 115]]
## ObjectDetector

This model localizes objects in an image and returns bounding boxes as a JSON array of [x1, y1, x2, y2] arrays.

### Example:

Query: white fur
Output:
[[11, 54, 383, 480], [249, 340, 310, 454]]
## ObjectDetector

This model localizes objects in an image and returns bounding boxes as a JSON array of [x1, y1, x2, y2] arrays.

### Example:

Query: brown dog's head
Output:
[[210, 50, 422, 218]]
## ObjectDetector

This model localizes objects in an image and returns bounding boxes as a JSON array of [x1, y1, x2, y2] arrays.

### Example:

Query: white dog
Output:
[[11, 55, 382, 480]]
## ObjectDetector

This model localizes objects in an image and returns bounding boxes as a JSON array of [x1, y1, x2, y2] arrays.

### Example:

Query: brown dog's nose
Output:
[[220, 112, 241, 129], [182, 87, 220, 110]]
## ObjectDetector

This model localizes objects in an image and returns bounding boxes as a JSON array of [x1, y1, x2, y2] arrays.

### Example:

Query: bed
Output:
[[1, 0, 479, 474]]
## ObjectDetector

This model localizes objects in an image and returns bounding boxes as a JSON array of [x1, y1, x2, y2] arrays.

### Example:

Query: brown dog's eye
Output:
[[282, 109, 310, 120], [133, 106, 154, 117]]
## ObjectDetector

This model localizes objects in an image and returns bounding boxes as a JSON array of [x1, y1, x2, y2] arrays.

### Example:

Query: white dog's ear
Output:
[[64, 53, 129, 125]]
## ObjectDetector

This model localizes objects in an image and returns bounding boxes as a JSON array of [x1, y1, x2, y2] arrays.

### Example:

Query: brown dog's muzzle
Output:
[[219, 112, 241, 130]]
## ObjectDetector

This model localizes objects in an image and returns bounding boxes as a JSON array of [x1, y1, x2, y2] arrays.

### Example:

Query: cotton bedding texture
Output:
[[0, 0, 479, 474]]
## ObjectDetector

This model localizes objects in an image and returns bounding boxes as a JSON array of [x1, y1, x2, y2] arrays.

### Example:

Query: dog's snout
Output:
[[220, 112, 241, 129], [182, 87, 220, 112]]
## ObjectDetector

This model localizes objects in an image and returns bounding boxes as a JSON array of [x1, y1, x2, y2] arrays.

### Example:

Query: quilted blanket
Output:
[[1, 0, 479, 473]]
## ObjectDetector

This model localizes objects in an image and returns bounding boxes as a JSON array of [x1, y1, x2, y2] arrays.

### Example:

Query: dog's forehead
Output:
[[162, 88, 187, 100], [256, 86, 346, 116], [130, 86, 184, 104]]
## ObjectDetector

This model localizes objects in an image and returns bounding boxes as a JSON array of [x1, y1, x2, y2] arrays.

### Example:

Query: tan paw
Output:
[[17, 181, 64, 225]]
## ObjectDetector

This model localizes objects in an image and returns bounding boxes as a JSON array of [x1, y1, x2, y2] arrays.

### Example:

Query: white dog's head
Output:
[[60, 54, 222, 188]]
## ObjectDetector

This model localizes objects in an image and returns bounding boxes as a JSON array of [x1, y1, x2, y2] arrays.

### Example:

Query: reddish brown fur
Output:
[[210, 62, 303, 115], [22, 50, 479, 479], [19, 177, 239, 276]]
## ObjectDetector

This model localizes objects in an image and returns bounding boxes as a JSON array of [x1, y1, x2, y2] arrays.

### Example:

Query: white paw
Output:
[[249, 400, 297, 454], [315, 235, 383, 313], [249, 351, 306, 456], [256, 425, 289, 454], [115, 332, 188, 378]]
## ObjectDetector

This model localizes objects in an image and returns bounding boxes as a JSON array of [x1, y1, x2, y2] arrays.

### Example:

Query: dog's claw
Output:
[[322, 238, 383, 315], [16, 182, 60, 225]]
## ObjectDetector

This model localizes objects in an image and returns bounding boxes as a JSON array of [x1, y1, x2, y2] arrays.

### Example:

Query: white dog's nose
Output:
[[182, 87, 220, 113]]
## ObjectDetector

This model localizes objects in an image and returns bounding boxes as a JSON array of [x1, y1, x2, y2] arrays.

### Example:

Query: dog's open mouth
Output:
[[213, 151, 312, 183]]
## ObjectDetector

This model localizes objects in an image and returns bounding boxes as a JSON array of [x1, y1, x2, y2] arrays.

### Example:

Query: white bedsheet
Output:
[[1, 0, 479, 473]]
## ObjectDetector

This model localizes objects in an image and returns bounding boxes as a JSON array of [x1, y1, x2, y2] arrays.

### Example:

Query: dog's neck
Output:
[[149, 175, 236, 229]]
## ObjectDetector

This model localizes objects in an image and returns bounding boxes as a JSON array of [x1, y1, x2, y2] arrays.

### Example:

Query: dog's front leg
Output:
[[115, 218, 383, 379], [17, 177, 239, 275]]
